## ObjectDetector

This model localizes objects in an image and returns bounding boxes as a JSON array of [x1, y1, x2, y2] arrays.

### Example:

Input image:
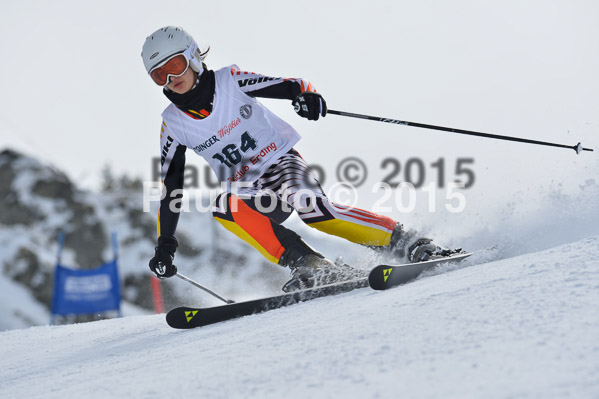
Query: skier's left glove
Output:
[[293, 92, 327, 121], [149, 235, 178, 279]]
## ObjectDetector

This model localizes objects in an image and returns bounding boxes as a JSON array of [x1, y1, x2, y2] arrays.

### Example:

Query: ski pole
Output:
[[176, 272, 235, 304], [327, 109, 594, 154]]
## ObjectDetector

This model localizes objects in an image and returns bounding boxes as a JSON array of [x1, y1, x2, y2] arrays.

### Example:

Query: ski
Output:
[[166, 277, 369, 329], [167, 253, 473, 329], [368, 252, 473, 290]]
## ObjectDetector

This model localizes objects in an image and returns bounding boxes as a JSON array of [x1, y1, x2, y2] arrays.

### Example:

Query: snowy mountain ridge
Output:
[[1, 235, 597, 398]]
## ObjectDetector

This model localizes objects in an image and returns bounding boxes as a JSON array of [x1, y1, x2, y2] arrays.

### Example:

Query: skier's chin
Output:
[[171, 82, 188, 94]]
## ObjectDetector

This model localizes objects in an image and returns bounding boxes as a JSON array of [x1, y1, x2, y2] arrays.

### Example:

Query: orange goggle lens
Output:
[[149, 54, 189, 86]]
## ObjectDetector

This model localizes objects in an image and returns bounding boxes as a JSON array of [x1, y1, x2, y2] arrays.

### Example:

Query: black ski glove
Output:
[[149, 236, 178, 279], [293, 92, 327, 121]]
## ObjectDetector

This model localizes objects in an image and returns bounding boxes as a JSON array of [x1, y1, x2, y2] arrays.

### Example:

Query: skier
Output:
[[142, 26, 455, 292]]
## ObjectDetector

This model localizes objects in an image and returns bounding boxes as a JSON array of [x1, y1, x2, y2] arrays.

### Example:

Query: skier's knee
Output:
[[212, 192, 233, 220]]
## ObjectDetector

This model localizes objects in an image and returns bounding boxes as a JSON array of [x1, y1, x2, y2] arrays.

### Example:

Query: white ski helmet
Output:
[[141, 26, 208, 78]]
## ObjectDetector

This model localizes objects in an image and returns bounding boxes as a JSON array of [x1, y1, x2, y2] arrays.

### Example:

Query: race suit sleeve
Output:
[[229, 66, 317, 100], [158, 120, 186, 239]]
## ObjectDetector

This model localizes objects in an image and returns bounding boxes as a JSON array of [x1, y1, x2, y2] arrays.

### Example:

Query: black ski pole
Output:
[[327, 109, 593, 154], [176, 272, 235, 304]]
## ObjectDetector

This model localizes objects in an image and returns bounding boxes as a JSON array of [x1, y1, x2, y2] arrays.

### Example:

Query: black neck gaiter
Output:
[[162, 69, 216, 115]]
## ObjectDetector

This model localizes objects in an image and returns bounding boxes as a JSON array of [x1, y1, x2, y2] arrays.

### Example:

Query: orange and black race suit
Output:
[[158, 67, 398, 266]]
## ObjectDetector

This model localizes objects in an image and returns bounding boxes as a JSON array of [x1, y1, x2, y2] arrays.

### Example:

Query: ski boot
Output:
[[281, 253, 337, 292], [281, 253, 366, 293], [383, 223, 461, 263], [407, 237, 456, 262]]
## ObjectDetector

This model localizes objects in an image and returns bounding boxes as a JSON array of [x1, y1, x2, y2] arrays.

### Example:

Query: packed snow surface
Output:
[[1, 236, 598, 398]]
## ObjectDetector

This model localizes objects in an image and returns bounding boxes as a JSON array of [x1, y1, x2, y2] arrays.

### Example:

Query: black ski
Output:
[[167, 253, 473, 329], [368, 252, 472, 290], [166, 277, 369, 329]]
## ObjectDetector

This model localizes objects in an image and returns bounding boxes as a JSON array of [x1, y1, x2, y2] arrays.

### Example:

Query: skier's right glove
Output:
[[149, 235, 178, 279], [293, 92, 327, 121]]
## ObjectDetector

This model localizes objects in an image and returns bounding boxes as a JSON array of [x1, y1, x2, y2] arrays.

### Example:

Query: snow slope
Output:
[[0, 273, 49, 331], [1, 236, 598, 399]]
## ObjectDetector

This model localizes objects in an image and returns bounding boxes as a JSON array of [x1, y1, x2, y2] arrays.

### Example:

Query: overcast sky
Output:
[[1, 0, 597, 233]]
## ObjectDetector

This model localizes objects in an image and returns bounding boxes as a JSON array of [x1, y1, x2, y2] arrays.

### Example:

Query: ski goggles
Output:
[[149, 53, 189, 86], [148, 41, 198, 86]]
